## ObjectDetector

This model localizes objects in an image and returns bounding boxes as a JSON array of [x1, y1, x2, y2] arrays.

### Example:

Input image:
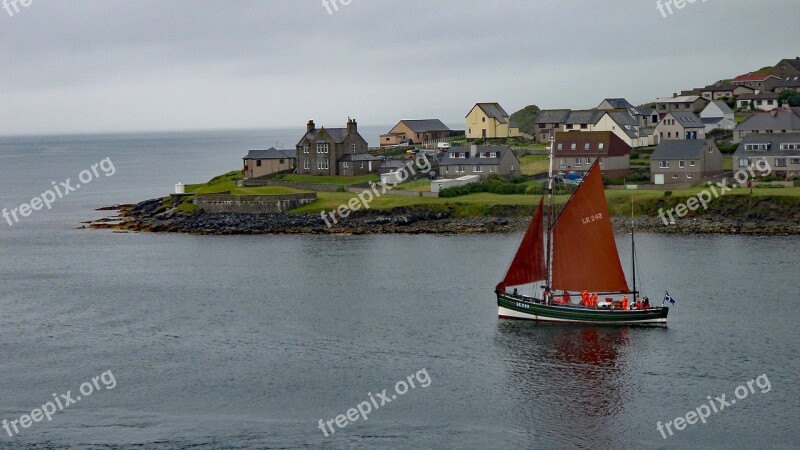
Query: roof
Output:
[[439, 145, 516, 166], [338, 153, 382, 162], [701, 117, 723, 126], [243, 148, 297, 159], [565, 110, 604, 124], [705, 100, 733, 115], [701, 83, 738, 92], [633, 107, 656, 116], [396, 119, 451, 133], [652, 140, 708, 160], [599, 98, 634, 109], [733, 73, 777, 83], [553, 131, 630, 157], [736, 109, 800, 131], [664, 111, 704, 129], [298, 127, 348, 145], [655, 95, 703, 104], [733, 133, 800, 157], [737, 92, 780, 100], [780, 58, 800, 71], [534, 109, 571, 124], [468, 103, 510, 123], [775, 76, 800, 88]]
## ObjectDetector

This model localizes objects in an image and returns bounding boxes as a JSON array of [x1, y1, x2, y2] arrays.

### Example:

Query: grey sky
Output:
[[0, 0, 797, 135]]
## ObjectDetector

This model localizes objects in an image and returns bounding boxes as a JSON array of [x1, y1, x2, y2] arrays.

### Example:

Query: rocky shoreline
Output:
[[84, 197, 800, 235]]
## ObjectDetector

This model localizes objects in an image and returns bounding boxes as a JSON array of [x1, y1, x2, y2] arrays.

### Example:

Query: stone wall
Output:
[[241, 179, 343, 192], [194, 193, 317, 214]]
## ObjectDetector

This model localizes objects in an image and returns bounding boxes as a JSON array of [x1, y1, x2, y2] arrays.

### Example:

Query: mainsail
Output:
[[497, 197, 546, 290], [551, 162, 630, 293]]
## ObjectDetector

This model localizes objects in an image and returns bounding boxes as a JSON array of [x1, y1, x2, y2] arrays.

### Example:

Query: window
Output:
[[566, 124, 574, 130], [745, 144, 769, 151], [317, 158, 329, 170], [571, 143, 577, 150], [679, 160, 685, 168], [598, 143, 604, 150], [279, 159, 284, 164], [584, 143, 590, 150], [690, 160, 696, 167], [781, 143, 799, 150], [659, 161, 670, 169], [303, 144, 309, 154], [351, 144, 356, 154], [580, 124, 588, 129], [256, 160, 262, 167], [739, 158, 748, 168], [482, 117, 486, 122], [457, 165, 465, 173], [672, 174, 678, 179], [490, 152, 497, 158], [557, 144, 563, 150], [475, 165, 483, 172], [667, 132, 672, 138], [598, 158, 604, 165], [687, 174, 693, 179], [585, 158, 592, 164], [360, 161, 365, 169], [317, 143, 329, 154], [791, 158, 800, 165], [303, 159, 310, 170], [490, 166, 495, 172], [559, 158, 567, 167], [775, 158, 787, 168], [575, 158, 582, 167]]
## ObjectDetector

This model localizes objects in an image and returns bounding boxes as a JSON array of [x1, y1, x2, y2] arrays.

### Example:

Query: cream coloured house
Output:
[[465, 103, 520, 140]]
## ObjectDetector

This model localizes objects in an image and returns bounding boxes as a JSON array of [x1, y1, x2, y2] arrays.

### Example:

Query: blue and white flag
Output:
[[664, 292, 676, 305]]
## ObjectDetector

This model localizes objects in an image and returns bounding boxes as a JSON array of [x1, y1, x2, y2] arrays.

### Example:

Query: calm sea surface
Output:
[[0, 130, 798, 449]]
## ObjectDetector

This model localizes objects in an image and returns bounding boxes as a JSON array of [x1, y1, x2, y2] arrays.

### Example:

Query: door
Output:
[[654, 174, 664, 185]]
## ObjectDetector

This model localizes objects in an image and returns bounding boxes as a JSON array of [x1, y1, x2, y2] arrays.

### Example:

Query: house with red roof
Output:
[[731, 73, 780, 93]]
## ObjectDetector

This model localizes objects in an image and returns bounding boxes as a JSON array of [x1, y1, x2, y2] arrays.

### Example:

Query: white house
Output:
[[699, 100, 735, 132]]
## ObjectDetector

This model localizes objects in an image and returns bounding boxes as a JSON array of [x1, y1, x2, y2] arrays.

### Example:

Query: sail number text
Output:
[[581, 213, 603, 225]]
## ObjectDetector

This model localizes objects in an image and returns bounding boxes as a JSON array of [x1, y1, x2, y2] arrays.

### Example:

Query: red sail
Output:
[[551, 163, 630, 292], [498, 197, 546, 290]]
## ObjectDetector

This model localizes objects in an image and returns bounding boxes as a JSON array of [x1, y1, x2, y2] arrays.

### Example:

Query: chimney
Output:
[[307, 120, 315, 133], [347, 117, 357, 133], [771, 109, 779, 117], [470, 144, 478, 158], [672, 93, 678, 98]]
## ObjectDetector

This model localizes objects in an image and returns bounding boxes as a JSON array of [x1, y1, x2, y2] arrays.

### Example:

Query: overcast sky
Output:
[[0, 0, 798, 136]]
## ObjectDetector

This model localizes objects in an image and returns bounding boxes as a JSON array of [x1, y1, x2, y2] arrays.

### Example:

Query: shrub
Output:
[[663, 191, 672, 198], [629, 151, 640, 160]]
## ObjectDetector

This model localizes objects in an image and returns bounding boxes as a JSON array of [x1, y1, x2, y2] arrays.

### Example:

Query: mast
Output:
[[631, 195, 637, 302], [545, 135, 555, 288]]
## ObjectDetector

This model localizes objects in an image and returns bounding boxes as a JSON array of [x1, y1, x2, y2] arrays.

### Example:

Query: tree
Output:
[[779, 90, 800, 107]]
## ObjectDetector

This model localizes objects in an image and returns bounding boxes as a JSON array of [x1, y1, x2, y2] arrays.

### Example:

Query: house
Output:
[[769, 57, 800, 79], [650, 140, 723, 185], [380, 119, 452, 147], [553, 131, 630, 177], [465, 103, 520, 140], [699, 83, 755, 101], [438, 145, 520, 179], [596, 98, 635, 110], [771, 76, 800, 94], [737, 92, 780, 112], [593, 111, 648, 148], [731, 73, 780, 93], [699, 100, 735, 132], [654, 95, 710, 116], [242, 148, 296, 180], [655, 111, 706, 141], [631, 106, 661, 128], [733, 108, 800, 143], [533, 109, 571, 142], [295, 118, 379, 176], [733, 133, 800, 179]]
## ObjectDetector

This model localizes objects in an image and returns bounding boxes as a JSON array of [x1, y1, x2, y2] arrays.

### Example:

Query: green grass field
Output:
[[279, 174, 379, 185], [519, 154, 550, 175]]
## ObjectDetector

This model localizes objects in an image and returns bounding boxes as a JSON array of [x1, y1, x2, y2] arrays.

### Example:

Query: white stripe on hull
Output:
[[497, 306, 668, 324]]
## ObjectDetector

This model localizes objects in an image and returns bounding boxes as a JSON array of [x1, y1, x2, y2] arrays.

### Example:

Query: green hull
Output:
[[497, 293, 668, 324]]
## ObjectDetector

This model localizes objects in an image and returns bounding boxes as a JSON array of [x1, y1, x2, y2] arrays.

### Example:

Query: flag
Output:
[[664, 292, 676, 305]]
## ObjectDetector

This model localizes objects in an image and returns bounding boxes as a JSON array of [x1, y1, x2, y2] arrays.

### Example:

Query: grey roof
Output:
[[655, 95, 703, 103], [633, 107, 656, 116], [339, 153, 382, 162], [738, 92, 780, 100], [706, 100, 733, 115], [784, 58, 800, 71], [508, 119, 519, 128], [651, 140, 707, 160], [534, 109, 571, 124], [702, 117, 723, 126], [565, 110, 603, 124], [733, 133, 800, 158], [666, 111, 704, 128], [736, 109, 800, 131], [439, 145, 516, 166], [775, 76, 800, 88], [471, 103, 510, 123], [244, 147, 296, 159], [399, 119, 451, 133], [379, 159, 411, 169], [298, 127, 348, 145], [600, 98, 634, 109], [701, 83, 738, 92]]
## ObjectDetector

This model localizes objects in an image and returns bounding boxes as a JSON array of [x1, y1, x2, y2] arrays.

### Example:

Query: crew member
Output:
[[621, 295, 629, 310]]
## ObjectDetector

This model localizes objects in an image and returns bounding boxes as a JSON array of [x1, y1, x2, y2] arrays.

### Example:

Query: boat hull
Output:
[[497, 293, 668, 324]]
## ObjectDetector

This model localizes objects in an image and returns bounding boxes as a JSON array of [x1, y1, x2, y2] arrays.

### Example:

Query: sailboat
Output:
[[495, 144, 669, 324]]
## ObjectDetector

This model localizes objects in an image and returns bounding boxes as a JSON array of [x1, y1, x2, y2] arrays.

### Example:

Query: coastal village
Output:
[[112, 57, 800, 234]]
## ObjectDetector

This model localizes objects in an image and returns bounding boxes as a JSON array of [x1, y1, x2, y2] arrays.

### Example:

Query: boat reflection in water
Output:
[[495, 322, 634, 447]]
